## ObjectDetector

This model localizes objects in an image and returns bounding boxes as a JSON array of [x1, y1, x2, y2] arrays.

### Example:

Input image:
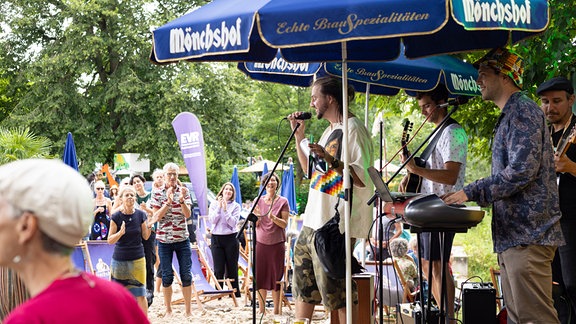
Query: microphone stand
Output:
[[237, 123, 301, 324], [367, 103, 461, 324]]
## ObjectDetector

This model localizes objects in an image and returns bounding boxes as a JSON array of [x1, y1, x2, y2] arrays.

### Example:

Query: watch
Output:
[[330, 157, 340, 170]]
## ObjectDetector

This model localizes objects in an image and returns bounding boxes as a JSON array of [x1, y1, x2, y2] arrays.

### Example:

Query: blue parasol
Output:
[[230, 165, 243, 205], [280, 163, 298, 215], [259, 161, 269, 195], [150, 0, 549, 64], [239, 49, 481, 97], [63, 132, 79, 171]]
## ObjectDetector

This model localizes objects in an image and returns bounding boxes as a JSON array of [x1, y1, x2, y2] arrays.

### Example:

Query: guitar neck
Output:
[[556, 124, 576, 158]]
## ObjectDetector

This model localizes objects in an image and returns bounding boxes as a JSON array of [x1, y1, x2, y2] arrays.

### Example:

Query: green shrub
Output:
[[454, 209, 497, 283]]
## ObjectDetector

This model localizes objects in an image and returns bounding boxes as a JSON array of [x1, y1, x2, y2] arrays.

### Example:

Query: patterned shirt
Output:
[[421, 123, 468, 195], [463, 92, 564, 253], [150, 186, 191, 244]]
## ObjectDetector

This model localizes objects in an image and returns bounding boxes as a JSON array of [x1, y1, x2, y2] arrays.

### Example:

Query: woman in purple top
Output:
[[253, 172, 289, 315], [208, 182, 242, 297]]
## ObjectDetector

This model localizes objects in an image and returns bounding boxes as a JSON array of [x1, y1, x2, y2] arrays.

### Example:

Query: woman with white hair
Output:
[[0, 159, 148, 323], [388, 238, 419, 293]]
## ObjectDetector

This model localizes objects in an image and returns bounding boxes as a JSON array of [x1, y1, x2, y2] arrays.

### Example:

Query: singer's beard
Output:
[[316, 103, 328, 120]]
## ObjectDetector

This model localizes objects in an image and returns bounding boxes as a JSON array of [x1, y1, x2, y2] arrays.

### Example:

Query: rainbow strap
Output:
[[310, 169, 344, 198]]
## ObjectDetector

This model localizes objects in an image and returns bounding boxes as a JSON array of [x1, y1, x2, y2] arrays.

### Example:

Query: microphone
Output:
[[437, 96, 470, 108], [284, 112, 312, 120]]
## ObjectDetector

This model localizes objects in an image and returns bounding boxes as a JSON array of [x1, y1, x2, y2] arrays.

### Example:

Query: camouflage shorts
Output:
[[292, 226, 358, 312]]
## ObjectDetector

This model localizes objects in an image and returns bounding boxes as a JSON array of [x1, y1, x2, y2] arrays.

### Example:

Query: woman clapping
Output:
[[253, 172, 289, 315], [108, 185, 151, 316]]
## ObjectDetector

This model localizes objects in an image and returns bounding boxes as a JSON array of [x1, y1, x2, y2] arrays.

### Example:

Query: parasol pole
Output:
[[341, 41, 353, 324]]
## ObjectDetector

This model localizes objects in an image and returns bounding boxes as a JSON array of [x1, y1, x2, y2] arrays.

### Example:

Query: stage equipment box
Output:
[[396, 302, 439, 324], [462, 282, 496, 324]]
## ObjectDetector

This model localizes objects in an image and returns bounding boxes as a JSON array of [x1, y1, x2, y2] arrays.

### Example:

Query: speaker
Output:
[[462, 282, 497, 324]]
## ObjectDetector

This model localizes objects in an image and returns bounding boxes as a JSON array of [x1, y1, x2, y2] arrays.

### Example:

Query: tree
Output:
[[0, 0, 250, 178], [0, 127, 53, 164]]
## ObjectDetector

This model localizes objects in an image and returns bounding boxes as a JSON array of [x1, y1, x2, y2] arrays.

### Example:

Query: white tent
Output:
[[239, 160, 289, 173]]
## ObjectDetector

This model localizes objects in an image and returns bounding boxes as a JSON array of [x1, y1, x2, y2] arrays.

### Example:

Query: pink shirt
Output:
[[4, 272, 149, 324], [255, 195, 289, 245]]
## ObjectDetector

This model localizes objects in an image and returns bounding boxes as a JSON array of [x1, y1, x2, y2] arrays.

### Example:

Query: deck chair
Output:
[[364, 260, 407, 317], [171, 244, 238, 310], [490, 267, 503, 312], [72, 241, 114, 276]]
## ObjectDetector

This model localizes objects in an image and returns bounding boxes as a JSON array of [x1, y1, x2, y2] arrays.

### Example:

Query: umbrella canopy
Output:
[[259, 161, 269, 195], [238, 52, 397, 95], [230, 165, 243, 205], [238, 159, 289, 173], [239, 50, 481, 97], [63, 132, 79, 171], [151, 0, 548, 64], [281, 163, 298, 215]]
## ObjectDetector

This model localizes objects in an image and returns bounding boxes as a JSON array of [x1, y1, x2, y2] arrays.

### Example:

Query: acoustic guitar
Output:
[[400, 119, 425, 193]]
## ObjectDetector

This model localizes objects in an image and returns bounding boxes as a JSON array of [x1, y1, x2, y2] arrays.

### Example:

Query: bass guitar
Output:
[[399, 119, 425, 193]]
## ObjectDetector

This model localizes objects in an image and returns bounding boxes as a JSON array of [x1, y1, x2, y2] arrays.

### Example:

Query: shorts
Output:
[[292, 226, 358, 312]]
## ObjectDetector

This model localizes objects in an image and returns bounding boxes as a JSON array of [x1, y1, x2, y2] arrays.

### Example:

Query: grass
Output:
[[453, 208, 497, 283]]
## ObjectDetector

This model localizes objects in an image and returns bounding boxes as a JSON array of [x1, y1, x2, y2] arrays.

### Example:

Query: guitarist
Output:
[[400, 84, 468, 323], [537, 76, 576, 324]]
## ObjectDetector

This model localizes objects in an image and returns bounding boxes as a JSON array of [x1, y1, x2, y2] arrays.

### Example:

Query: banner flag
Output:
[[172, 112, 208, 216]]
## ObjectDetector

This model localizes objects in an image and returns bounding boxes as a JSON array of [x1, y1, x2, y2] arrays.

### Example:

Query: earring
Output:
[[12, 255, 22, 264]]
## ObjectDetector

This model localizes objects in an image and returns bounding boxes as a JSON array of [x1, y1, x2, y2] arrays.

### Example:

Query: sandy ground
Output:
[[147, 285, 330, 324]]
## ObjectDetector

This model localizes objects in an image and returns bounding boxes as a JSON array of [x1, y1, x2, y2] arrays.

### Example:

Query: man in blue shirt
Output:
[[444, 48, 564, 323]]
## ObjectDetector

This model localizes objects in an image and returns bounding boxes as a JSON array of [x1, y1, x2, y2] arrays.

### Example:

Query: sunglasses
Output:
[[95, 187, 105, 190]]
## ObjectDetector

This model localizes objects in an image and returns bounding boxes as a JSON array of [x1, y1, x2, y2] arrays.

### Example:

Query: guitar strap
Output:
[[419, 118, 458, 162], [551, 114, 576, 147]]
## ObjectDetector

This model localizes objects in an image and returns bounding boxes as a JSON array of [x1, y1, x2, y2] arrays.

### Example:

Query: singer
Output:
[[287, 76, 374, 324]]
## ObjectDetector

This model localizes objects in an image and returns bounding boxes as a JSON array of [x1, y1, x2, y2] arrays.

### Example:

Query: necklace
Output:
[[551, 115, 574, 153]]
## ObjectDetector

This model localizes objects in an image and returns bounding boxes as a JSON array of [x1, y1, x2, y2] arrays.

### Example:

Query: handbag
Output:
[[314, 197, 364, 279]]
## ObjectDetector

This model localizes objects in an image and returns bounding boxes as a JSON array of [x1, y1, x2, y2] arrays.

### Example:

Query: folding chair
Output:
[[171, 242, 239, 309], [490, 267, 503, 312]]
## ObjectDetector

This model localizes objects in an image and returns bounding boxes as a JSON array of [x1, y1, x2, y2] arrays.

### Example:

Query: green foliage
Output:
[[454, 210, 497, 282], [0, 127, 53, 164], [0, 0, 250, 177]]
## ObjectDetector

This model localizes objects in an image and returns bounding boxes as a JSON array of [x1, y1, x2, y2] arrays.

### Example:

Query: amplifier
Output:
[[462, 282, 497, 324], [396, 302, 439, 324]]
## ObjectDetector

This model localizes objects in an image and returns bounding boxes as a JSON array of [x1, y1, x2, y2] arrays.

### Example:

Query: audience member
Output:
[[208, 182, 242, 298], [388, 238, 418, 295], [150, 162, 193, 317], [107, 185, 151, 316], [90, 180, 112, 240], [253, 172, 289, 315], [0, 159, 148, 323], [130, 174, 156, 306]]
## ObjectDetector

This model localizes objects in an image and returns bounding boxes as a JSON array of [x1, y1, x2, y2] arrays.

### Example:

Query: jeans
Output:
[[142, 231, 156, 291], [158, 239, 192, 287]]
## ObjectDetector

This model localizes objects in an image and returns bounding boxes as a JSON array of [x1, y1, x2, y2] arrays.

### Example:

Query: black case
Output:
[[462, 282, 497, 324]]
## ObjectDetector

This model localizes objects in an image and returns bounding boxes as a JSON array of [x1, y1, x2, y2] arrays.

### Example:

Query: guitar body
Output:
[[400, 119, 424, 193], [404, 157, 425, 193]]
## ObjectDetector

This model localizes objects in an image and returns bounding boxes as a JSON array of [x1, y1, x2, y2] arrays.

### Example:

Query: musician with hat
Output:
[[444, 48, 564, 324], [537, 76, 576, 322]]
